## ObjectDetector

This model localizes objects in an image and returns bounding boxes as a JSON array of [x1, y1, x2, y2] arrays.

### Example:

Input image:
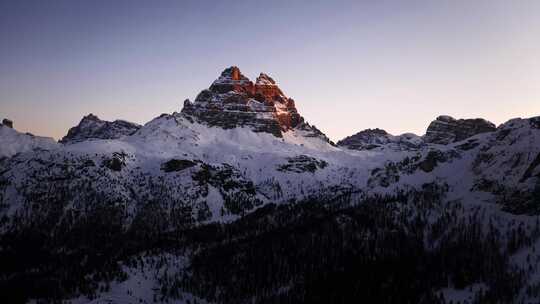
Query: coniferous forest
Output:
[[2, 182, 538, 304]]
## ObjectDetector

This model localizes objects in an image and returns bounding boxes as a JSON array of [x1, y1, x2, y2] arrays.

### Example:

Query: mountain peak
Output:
[[256, 73, 276, 86], [435, 115, 455, 122], [182, 66, 314, 137], [2, 118, 13, 128], [425, 115, 496, 144], [222, 66, 242, 80], [337, 128, 423, 151], [210, 66, 253, 94], [60, 114, 140, 144], [80, 113, 102, 124]]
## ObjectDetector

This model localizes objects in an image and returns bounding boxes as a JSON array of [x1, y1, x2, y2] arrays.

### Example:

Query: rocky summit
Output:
[[60, 113, 141, 144], [337, 128, 423, 151], [424, 115, 496, 144], [2, 118, 13, 128], [182, 66, 304, 137], [338, 115, 497, 151]]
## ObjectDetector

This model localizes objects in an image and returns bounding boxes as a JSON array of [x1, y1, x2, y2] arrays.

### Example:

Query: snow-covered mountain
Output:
[[337, 128, 423, 151], [0, 119, 57, 158], [6, 69, 347, 214], [336, 115, 497, 152], [181, 66, 331, 144], [60, 114, 141, 144], [2, 67, 540, 303]]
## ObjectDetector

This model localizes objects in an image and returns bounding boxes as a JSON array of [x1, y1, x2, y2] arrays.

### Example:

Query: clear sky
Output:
[[1, 0, 539, 141]]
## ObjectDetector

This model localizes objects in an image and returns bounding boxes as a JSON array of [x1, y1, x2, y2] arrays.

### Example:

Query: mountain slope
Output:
[[0, 123, 57, 158]]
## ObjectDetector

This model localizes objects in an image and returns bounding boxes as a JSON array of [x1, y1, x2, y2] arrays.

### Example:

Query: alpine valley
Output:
[[2, 67, 540, 304]]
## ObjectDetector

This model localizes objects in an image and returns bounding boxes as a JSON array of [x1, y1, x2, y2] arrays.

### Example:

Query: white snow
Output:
[[64, 254, 210, 304], [5, 110, 540, 302], [0, 125, 58, 158]]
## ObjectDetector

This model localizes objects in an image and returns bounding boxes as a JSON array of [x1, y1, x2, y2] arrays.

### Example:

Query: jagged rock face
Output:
[[424, 115, 496, 144], [181, 66, 304, 137], [296, 122, 336, 145], [60, 114, 141, 144], [277, 155, 328, 173], [2, 119, 13, 128], [472, 117, 540, 188], [338, 129, 391, 150], [337, 128, 423, 151]]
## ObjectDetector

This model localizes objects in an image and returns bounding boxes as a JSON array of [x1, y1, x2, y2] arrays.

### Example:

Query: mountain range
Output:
[[1, 67, 540, 304]]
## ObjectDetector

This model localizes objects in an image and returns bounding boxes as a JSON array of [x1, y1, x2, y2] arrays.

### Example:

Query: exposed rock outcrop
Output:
[[296, 122, 336, 146], [2, 118, 13, 128], [277, 155, 328, 173], [181, 66, 305, 137], [60, 114, 141, 144], [424, 115, 496, 144], [337, 128, 423, 151]]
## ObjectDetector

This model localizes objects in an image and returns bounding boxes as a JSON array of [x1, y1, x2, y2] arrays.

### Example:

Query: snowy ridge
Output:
[[337, 128, 423, 151], [4, 110, 539, 227], [60, 113, 141, 144], [0, 124, 58, 158]]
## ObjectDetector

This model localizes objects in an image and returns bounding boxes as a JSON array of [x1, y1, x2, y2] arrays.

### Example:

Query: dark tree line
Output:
[[166, 185, 525, 304], [0, 177, 538, 303]]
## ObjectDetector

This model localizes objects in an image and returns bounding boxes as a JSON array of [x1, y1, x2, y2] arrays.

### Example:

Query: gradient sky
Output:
[[1, 0, 539, 141]]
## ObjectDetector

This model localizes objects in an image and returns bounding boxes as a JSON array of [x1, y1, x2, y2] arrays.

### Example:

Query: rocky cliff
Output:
[[424, 115, 496, 144], [181, 67, 304, 137], [337, 128, 423, 151], [60, 114, 141, 144]]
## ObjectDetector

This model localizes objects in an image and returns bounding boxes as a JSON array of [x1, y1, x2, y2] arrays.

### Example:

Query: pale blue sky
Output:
[[1, 0, 539, 140]]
